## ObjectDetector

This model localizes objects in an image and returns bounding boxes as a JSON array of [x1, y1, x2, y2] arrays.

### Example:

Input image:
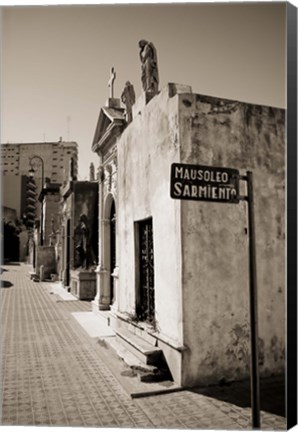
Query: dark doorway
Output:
[[137, 218, 155, 323], [2, 220, 20, 262], [110, 200, 116, 305]]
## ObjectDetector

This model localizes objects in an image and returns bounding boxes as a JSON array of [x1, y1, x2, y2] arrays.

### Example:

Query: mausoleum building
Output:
[[60, 178, 99, 300], [92, 48, 285, 387]]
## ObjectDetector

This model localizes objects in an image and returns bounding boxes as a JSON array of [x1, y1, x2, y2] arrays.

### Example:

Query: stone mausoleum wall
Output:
[[35, 246, 56, 280], [117, 84, 285, 387], [72, 182, 99, 267], [117, 87, 185, 367], [178, 93, 285, 385], [43, 194, 61, 245]]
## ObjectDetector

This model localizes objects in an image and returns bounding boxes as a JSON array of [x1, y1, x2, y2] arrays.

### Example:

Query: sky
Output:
[[1, 1, 287, 180]]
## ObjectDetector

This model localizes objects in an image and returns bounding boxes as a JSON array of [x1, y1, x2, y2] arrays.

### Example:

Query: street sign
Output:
[[170, 162, 260, 428], [170, 163, 240, 203]]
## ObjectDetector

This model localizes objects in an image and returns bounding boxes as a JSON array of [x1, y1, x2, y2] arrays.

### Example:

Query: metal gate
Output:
[[138, 218, 155, 323], [110, 200, 116, 304]]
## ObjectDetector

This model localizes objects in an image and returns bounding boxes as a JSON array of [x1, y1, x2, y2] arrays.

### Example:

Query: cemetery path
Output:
[[1, 263, 286, 430]]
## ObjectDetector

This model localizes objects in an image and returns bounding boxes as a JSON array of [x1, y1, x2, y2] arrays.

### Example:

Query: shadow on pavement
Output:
[[0, 280, 14, 288], [190, 375, 285, 418]]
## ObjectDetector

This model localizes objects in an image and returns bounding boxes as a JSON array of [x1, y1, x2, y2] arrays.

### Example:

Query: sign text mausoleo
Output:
[[170, 163, 240, 203]]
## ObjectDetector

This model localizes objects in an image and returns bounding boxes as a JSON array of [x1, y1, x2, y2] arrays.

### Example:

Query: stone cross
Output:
[[108, 67, 116, 99]]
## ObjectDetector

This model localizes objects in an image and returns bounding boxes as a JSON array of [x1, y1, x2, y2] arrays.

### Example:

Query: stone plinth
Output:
[[70, 269, 96, 300]]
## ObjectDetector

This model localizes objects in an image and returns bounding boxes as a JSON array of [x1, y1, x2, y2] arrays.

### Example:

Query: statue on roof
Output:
[[121, 81, 136, 124], [138, 40, 159, 94]]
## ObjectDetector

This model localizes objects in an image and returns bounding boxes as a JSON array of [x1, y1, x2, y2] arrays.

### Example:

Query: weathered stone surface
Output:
[[60, 181, 98, 283], [70, 269, 97, 300], [35, 246, 56, 280], [179, 94, 285, 385], [116, 84, 285, 387]]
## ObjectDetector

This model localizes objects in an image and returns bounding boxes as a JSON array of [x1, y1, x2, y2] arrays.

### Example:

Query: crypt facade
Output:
[[60, 163, 99, 300], [91, 42, 285, 387]]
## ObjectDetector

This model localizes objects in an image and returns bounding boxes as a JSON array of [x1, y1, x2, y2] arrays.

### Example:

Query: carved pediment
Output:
[[92, 104, 125, 155]]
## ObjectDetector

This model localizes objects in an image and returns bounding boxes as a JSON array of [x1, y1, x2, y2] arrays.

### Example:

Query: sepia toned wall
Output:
[[116, 84, 285, 387], [72, 181, 99, 267], [43, 193, 61, 246], [61, 181, 99, 271], [178, 94, 285, 386], [117, 87, 184, 362], [35, 246, 56, 279]]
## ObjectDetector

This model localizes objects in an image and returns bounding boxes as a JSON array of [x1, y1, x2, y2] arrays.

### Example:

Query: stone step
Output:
[[115, 328, 162, 366], [106, 337, 172, 383], [107, 338, 158, 374], [127, 322, 157, 346], [139, 368, 173, 383]]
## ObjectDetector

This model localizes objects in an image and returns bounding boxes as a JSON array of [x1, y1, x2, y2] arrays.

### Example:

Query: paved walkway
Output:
[[1, 263, 287, 430]]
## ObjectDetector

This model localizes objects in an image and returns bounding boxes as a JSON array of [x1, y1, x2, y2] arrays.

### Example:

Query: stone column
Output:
[[93, 162, 110, 311], [93, 162, 103, 311], [98, 218, 111, 310]]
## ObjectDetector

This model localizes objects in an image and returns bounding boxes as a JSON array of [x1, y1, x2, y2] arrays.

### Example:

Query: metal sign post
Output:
[[226, 170, 261, 429], [245, 171, 261, 429], [170, 163, 261, 429]]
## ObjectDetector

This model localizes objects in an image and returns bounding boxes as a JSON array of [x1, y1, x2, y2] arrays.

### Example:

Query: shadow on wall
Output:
[[190, 375, 285, 418]]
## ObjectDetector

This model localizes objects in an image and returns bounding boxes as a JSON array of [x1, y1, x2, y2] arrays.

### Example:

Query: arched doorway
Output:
[[109, 200, 116, 305], [102, 193, 117, 308]]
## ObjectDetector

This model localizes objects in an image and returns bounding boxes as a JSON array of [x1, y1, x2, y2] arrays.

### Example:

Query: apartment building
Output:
[[1, 138, 78, 220]]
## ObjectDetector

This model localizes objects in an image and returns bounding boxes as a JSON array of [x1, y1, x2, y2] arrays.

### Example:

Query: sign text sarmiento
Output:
[[170, 163, 240, 203]]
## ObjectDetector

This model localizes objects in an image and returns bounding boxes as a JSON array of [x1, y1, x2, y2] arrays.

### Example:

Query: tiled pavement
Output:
[[1, 263, 287, 430]]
